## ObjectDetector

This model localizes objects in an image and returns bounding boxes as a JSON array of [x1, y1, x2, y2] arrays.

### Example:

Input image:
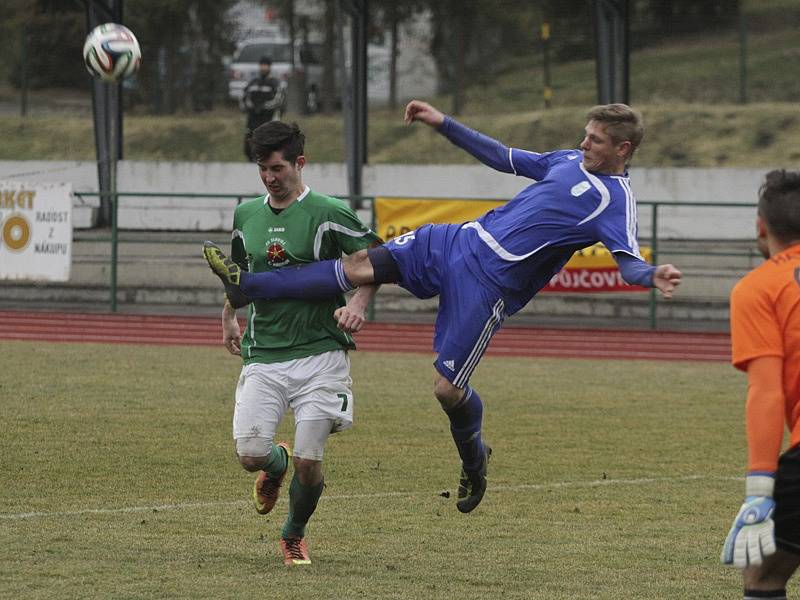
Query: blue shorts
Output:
[[384, 224, 507, 388]]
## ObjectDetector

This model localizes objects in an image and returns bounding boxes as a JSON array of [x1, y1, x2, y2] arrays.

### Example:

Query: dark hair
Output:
[[758, 169, 800, 243], [250, 122, 305, 163], [259, 56, 272, 65]]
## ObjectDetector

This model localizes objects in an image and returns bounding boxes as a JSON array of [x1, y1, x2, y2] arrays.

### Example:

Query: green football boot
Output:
[[456, 444, 492, 513], [202, 241, 252, 309]]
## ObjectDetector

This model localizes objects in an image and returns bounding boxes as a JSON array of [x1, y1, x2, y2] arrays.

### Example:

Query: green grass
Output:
[[0, 340, 783, 599], [4, 101, 800, 168]]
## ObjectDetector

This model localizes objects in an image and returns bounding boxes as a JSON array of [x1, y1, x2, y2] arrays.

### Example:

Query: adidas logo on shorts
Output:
[[443, 360, 455, 371]]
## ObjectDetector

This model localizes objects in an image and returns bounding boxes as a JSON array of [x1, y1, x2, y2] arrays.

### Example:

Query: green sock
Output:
[[264, 444, 288, 478], [280, 475, 324, 539]]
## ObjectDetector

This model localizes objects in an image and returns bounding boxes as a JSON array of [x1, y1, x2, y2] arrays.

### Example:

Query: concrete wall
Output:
[[0, 160, 769, 237]]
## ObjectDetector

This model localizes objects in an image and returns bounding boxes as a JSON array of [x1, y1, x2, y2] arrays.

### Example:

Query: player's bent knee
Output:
[[433, 376, 464, 410], [238, 454, 268, 472], [236, 436, 275, 470]]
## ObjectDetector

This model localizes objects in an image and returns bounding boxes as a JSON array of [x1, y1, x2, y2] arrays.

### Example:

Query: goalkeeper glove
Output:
[[721, 473, 777, 568]]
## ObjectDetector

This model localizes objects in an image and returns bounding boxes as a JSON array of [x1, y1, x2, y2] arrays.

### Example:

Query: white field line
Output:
[[0, 474, 740, 522]]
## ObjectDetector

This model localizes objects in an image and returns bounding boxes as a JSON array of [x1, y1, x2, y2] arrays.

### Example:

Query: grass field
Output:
[[0, 340, 791, 599]]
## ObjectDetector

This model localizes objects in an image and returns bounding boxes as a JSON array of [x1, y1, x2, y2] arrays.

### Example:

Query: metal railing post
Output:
[[648, 202, 659, 329], [110, 190, 119, 312], [367, 195, 377, 322]]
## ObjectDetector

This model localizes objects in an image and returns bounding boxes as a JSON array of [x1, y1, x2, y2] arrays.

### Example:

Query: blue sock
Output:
[[240, 259, 353, 299], [446, 387, 485, 472]]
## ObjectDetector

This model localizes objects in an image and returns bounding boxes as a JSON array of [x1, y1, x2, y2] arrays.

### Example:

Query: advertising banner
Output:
[[374, 196, 651, 293], [544, 244, 652, 292], [0, 181, 72, 281]]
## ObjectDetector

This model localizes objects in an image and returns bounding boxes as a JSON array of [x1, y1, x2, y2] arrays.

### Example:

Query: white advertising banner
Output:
[[0, 181, 72, 281]]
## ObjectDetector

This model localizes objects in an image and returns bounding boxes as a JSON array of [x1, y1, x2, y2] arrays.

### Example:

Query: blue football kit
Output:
[[384, 116, 654, 387]]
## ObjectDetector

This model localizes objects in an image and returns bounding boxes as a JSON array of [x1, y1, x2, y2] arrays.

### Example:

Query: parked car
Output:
[[226, 34, 324, 113]]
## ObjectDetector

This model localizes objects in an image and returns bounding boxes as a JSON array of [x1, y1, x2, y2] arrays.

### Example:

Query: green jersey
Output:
[[231, 186, 380, 364]]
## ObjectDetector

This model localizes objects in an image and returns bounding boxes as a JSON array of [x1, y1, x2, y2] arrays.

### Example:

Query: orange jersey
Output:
[[730, 244, 800, 471]]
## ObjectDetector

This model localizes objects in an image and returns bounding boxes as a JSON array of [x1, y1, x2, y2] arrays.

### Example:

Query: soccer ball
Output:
[[83, 23, 141, 83]]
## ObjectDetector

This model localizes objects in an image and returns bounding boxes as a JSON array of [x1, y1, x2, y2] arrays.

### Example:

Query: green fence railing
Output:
[[72, 191, 759, 327]]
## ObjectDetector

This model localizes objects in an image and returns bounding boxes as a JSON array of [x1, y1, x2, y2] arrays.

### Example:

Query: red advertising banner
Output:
[[544, 244, 653, 293]]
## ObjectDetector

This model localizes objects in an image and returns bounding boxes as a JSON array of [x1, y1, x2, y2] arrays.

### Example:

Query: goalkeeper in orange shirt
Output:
[[722, 170, 800, 599]]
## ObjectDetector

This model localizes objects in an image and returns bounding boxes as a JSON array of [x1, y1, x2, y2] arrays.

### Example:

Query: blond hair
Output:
[[586, 103, 644, 158]]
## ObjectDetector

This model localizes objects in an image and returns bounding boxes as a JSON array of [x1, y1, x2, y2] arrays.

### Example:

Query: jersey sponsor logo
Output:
[[571, 181, 591, 196], [268, 227, 285, 232], [443, 359, 455, 371], [266, 237, 290, 267], [568, 154, 579, 160]]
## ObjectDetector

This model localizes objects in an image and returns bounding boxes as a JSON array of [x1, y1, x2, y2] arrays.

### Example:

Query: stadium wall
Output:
[[0, 160, 766, 238]]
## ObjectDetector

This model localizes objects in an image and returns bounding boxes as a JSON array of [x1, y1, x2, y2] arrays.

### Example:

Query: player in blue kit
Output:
[[204, 99, 682, 513]]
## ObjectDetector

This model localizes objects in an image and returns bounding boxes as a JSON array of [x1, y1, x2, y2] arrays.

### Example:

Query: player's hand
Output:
[[334, 305, 367, 334], [721, 474, 777, 568], [222, 314, 242, 355], [653, 264, 682, 299], [404, 100, 445, 128]]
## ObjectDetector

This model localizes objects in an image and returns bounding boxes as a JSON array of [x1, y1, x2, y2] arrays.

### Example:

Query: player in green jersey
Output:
[[217, 121, 381, 566]]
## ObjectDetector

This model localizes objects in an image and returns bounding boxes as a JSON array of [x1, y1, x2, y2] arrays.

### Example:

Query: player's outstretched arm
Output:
[[404, 100, 445, 128], [405, 100, 521, 175], [653, 264, 682, 299], [614, 253, 681, 299], [334, 284, 380, 334]]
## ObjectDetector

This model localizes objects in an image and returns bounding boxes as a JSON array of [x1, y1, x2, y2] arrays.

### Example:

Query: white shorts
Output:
[[233, 349, 354, 447]]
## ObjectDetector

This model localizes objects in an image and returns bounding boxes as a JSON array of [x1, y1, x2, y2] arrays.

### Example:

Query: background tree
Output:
[[126, 0, 237, 113], [5, 1, 85, 90], [370, 0, 425, 110]]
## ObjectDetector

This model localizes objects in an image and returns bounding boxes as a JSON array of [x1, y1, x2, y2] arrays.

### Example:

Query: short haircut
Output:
[[586, 103, 644, 158], [259, 56, 272, 65], [758, 169, 800, 243], [250, 121, 305, 163]]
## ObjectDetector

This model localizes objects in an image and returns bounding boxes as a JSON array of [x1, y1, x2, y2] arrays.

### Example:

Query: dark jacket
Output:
[[242, 75, 283, 129]]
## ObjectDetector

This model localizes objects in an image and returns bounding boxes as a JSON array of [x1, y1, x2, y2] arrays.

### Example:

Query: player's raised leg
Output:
[[203, 241, 253, 308], [203, 241, 379, 303]]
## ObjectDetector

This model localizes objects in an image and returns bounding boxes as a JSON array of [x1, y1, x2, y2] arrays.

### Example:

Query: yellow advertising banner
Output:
[[374, 197, 503, 242], [374, 196, 651, 292]]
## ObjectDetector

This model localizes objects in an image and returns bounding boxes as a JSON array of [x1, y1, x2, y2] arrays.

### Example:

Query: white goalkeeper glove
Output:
[[721, 473, 777, 568]]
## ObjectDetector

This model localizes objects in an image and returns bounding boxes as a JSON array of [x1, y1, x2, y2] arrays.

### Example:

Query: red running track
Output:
[[0, 310, 731, 362]]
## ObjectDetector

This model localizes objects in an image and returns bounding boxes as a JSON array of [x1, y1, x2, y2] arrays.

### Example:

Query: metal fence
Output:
[[72, 191, 759, 328]]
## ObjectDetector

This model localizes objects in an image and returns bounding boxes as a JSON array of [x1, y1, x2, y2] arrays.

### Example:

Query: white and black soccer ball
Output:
[[83, 23, 141, 83]]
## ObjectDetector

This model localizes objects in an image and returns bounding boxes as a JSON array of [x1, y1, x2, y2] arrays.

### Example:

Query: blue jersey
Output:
[[441, 117, 645, 315]]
